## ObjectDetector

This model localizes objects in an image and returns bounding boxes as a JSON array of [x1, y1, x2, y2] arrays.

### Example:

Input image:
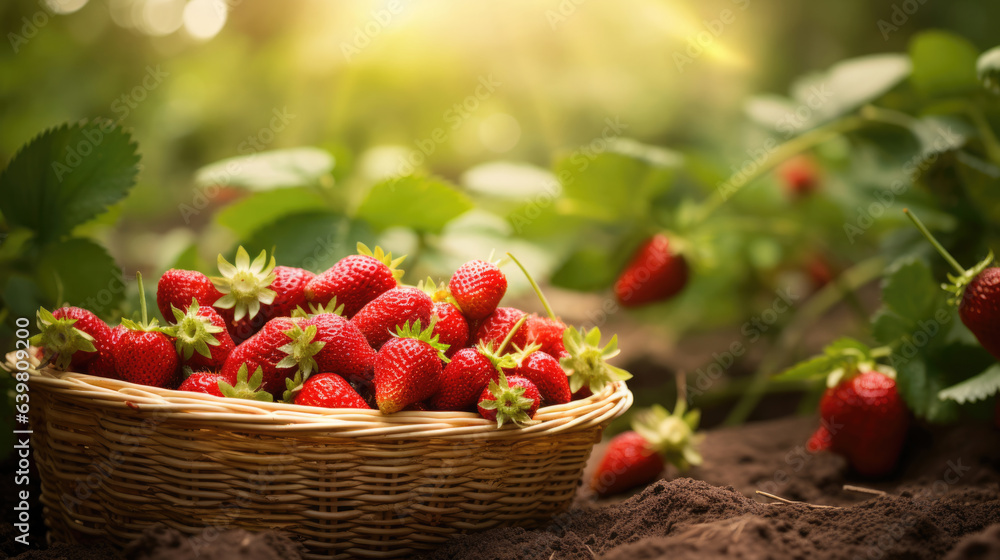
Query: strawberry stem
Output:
[[903, 209, 966, 275], [137, 271, 149, 326], [506, 253, 556, 320], [497, 314, 528, 354]]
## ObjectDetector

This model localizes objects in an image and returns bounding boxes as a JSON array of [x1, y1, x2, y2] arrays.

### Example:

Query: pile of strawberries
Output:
[[32, 244, 631, 427]]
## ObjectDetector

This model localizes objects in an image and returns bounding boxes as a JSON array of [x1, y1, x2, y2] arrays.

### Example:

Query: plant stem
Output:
[[497, 314, 528, 354], [903, 208, 966, 275], [724, 256, 886, 426], [137, 271, 148, 326], [506, 253, 557, 319]]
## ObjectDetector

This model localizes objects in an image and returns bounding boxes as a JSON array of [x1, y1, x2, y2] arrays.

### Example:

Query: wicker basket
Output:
[[6, 352, 631, 559]]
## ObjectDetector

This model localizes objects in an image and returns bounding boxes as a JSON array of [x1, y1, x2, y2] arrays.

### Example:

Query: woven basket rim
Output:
[[7, 351, 632, 440]]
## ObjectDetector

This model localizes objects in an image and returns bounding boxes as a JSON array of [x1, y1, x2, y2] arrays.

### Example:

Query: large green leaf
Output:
[[880, 257, 941, 322], [35, 237, 124, 316], [551, 247, 619, 291], [789, 54, 910, 125], [242, 211, 375, 272], [0, 121, 139, 243], [356, 176, 473, 234], [909, 31, 980, 99], [195, 148, 335, 191], [215, 187, 329, 238], [939, 364, 1000, 404], [895, 358, 960, 423]]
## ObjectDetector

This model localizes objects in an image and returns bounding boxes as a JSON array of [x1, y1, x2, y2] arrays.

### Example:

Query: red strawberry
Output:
[[218, 363, 274, 402], [178, 371, 225, 397], [156, 269, 222, 323], [473, 307, 528, 353], [305, 244, 404, 318], [591, 432, 663, 497], [87, 324, 125, 380], [221, 316, 302, 396], [32, 306, 110, 371], [508, 350, 571, 405], [477, 372, 540, 427], [905, 210, 1000, 362], [429, 345, 514, 411], [806, 254, 835, 290], [351, 287, 433, 350], [163, 299, 234, 371], [778, 155, 819, 197], [292, 373, 370, 409], [222, 265, 316, 342], [808, 370, 910, 477], [614, 234, 689, 308], [115, 273, 180, 389], [591, 401, 703, 497], [432, 302, 468, 358], [526, 315, 567, 357], [448, 259, 507, 320], [275, 313, 377, 400], [373, 320, 448, 414]]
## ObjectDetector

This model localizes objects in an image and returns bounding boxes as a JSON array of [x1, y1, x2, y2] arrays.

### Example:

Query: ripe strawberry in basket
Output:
[[278, 311, 377, 402], [306, 243, 404, 318], [373, 320, 449, 414], [31, 306, 110, 371], [157, 268, 222, 323], [506, 345, 571, 406], [209, 247, 278, 342], [162, 299, 234, 371], [418, 277, 469, 358], [430, 343, 517, 411], [178, 370, 225, 397], [560, 326, 633, 397], [292, 373, 370, 409], [473, 307, 528, 353], [87, 324, 124, 380], [477, 371, 541, 428], [221, 316, 303, 397], [115, 273, 180, 389], [351, 287, 433, 350], [218, 364, 274, 402], [448, 258, 507, 321]]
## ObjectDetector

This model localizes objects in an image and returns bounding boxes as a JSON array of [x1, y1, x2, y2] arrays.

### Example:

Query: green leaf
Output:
[[550, 247, 619, 291], [195, 148, 335, 192], [909, 31, 980, 99], [461, 161, 559, 200], [773, 355, 837, 382], [823, 337, 871, 356], [939, 364, 1000, 404], [895, 358, 960, 423], [789, 54, 910, 125], [36, 238, 123, 314], [0, 121, 139, 243], [871, 308, 914, 347], [956, 151, 1000, 224], [880, 257, 941, 322], [243, 211, 375, 272], [356, 176, 473, 234], [216, 187, 330, 239]]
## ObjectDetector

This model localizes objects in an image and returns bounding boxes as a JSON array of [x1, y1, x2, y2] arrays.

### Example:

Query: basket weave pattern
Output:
[[15, 357, 631, 559]]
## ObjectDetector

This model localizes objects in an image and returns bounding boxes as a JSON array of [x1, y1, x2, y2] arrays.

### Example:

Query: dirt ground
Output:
[[3, 414, 999, 559]]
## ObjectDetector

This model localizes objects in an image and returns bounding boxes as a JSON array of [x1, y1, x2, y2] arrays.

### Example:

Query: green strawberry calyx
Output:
[[560, 326, 633, 394], [162, 299, 223, 361], [774, 337, 895, 388], [632, 399, 704, 472], [291, 297, 345, 319], [477, 341, 519, 372], [277, 323, 326, 379], [211, 246, 277, 322], [506, 252, 557, 320], [393, 319, 450, 362], [416, 277, 460, 307], [358, 242, 406, 282], [904, 208, 994, 305], [121, 271, 162, 333], [30, 307, 97, 370], [219, 364, 273, 402], [505, 341, 542, 369], [480, 371, 538, 428]]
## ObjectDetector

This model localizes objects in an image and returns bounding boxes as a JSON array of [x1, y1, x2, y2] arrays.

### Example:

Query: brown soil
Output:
[[3, 416, 999, 559]]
